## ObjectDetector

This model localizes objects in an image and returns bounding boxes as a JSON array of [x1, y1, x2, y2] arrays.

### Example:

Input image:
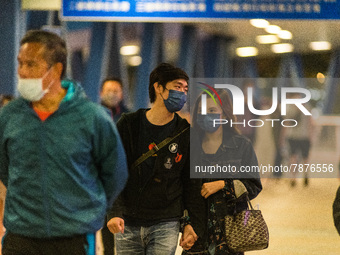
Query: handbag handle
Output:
[[232, 195, 255, 215], [246, 196, 255, 210]]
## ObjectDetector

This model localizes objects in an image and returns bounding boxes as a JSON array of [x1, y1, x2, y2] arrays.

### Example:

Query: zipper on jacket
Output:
[[135, 167, 145, 215], [40, 122, 52, 236], [133, 165, 155, 216]]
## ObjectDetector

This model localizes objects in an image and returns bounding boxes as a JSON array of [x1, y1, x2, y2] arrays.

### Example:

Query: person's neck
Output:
[[202, 127, 223, 154], [203, 127, 223, 141], [146, 104, 175, 126], [32, 84, 67, 112]]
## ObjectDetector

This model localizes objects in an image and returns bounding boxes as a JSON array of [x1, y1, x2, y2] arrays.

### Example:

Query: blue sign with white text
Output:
[[61, 0, 340, 21]]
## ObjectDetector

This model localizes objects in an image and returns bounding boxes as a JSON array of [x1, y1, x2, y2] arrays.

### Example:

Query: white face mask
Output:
[[17, 69, 52, 102]]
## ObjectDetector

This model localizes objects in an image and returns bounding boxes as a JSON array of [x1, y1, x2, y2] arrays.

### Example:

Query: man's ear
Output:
[[153, 82, 163, 94], [54, 62, 63, 78]]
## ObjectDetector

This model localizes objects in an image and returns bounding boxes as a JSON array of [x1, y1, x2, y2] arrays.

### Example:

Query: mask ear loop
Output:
[[41, 67, 55, 94], [159, 86, 168, 101], [43, 80, 55, 94]]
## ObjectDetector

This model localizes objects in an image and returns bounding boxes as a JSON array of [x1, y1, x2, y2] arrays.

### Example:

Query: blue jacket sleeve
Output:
[[0, 108, 9, 187], [107, 114, 130, 220], [92, 109, 128, 209]]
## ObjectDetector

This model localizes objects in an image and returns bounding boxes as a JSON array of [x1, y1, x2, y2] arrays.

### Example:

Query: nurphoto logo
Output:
[[198, 83, 312, 128]]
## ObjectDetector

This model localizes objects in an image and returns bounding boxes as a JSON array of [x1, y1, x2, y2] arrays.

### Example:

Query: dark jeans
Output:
[[2, 232, 95, 255]]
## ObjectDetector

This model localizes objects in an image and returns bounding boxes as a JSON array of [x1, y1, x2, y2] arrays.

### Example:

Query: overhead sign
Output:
[[61, 0, 340, 21]]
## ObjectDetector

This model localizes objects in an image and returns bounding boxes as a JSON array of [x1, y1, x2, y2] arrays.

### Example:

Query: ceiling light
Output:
[[120, 45, 140, 56], [278, 30, 293, 40], [256, 35, 280, 44], [309, 41, 331, 51], [250, 19, 269, 28], [271, 43, 294, 54], [265, 25, 281, 34], [236, 47, 258, 57], [317, 72, 326, 83], [127, 56, 142, 66]]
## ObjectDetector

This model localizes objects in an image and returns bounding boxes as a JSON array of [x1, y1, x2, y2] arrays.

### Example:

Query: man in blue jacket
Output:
[[0, 30, 128, 255]]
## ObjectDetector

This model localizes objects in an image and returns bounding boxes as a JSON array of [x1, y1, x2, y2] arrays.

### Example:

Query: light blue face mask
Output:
[[196, 113, 221, 133], [163, 89, 187, 113]]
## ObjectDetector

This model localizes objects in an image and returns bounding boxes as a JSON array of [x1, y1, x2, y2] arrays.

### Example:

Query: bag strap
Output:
[[246, 196, 255, 210], [233, 195, 255, 215], [131, 126, 189, 169]]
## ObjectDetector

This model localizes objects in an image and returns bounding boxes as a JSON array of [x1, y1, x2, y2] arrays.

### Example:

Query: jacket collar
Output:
[[140, 108, 189, 136], [195, 131, 239, 157]]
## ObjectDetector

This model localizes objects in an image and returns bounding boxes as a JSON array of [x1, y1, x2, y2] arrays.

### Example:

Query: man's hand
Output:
[[201, 180, 225, 199], [107, 217, 125, 234], [180, 224, 198, 250]]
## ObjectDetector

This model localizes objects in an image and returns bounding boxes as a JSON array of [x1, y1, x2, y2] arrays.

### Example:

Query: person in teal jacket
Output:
[[0, 30, 128, 255]]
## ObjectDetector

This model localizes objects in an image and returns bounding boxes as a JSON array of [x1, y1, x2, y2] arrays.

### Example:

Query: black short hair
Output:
[[149, 63, 189, 103], [20, 30, 67, 79], [101, 77, 123, 90]]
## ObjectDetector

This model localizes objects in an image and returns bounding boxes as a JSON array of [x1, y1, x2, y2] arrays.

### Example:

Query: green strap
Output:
[[131, 127, 189, 169]]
